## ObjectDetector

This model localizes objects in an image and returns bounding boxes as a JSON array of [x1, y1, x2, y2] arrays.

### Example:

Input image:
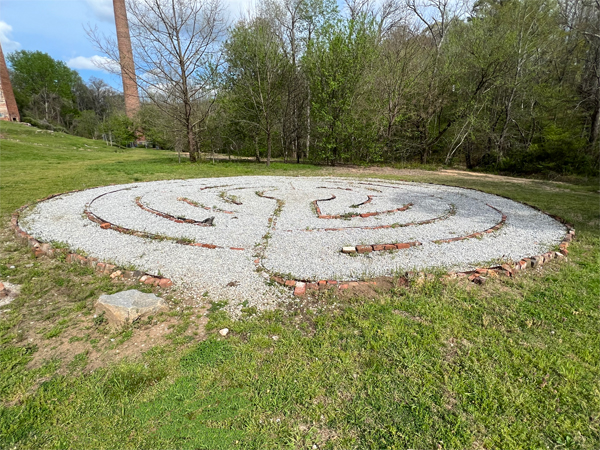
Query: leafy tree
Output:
[[304, 16, 377, 164], [7, 50, 83, 125], [223, 16, 289, 166]]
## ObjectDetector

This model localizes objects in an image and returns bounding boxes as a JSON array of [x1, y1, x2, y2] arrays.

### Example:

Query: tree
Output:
[[223, 16, 289, 166], [7, 50, 83, 125], [90, 0, 228, 162], [304, 16, 377, 164]]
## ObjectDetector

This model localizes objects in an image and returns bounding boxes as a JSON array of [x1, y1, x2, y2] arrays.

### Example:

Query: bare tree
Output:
[[89, 0, 227, 162]]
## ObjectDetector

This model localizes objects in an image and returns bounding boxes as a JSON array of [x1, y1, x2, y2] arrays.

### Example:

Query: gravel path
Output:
[[19, 176, 567, 311]]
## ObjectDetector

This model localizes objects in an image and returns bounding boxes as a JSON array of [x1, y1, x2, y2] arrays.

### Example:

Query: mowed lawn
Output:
[[0, 121, 599, 449]]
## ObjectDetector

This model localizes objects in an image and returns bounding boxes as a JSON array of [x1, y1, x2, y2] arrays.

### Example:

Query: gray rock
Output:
[[95, 289, 168, 326]]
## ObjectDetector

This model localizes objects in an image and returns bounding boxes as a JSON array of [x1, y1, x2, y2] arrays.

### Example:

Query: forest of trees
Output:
[[7, 0, 600, 175]]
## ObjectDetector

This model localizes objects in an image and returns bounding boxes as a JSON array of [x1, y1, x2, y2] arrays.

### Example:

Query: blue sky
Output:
[[0, 0, 251, 90]]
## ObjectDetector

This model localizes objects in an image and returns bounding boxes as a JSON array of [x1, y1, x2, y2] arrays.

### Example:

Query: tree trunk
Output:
[[266, 128, 272, 167], [254, 135, 261, 162], [187, 120, 197, 162]]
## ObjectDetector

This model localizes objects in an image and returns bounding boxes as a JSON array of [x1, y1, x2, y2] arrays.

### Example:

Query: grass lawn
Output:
[[1, 121, 598, 449]]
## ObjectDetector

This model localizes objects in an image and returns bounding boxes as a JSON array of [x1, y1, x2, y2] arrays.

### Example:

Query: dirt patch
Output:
[[0, 223, 211, 374]]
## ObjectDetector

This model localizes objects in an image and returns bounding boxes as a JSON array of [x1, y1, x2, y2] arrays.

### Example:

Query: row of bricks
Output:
[[271, 229, 575, 295], [342, 241, 422, 254], [135, 198, 212, 226], [87, 208, 245, 250], [10, 216, 174, 288]]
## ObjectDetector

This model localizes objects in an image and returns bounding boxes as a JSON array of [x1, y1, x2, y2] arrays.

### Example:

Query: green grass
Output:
[[0, 121, 599, 449]]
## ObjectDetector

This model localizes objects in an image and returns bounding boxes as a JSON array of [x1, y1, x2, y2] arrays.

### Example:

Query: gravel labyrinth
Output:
[[19, 176, 568, 309]]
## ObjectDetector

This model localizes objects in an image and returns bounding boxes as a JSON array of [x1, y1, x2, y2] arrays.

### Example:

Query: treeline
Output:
[[7, 51, 137, 146], [9, 0, 600, 175]]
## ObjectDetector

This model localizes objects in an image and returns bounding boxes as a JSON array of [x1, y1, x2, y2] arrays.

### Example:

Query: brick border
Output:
[[10, 180, 576, 296], [135, 197, 214, 226], [10, 194, 174, 288], [312, 194, 413, 219]]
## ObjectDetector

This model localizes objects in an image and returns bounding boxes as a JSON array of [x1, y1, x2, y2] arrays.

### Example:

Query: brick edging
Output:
[[11, 180, 576, 297], [10, 190, 174, 288]]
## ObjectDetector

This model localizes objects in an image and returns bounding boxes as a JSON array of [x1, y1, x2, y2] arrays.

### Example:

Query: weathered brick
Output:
[[159, 278, 173, 288], [384, 244, 396, 251], [294, 282, 306, 296], [356, 245, 373, 253], [372, 245, 385, 251], [284, 280, 296, 287], [395, 243, 410, 250], [100, 223, 111, 229]]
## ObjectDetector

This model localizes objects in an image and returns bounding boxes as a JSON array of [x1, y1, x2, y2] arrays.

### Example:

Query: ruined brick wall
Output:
[[0, 43, 20, 122], [113, 0, 140, 118]]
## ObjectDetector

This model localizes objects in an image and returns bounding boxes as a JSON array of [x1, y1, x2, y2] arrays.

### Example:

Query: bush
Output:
[[497, 126, 596, 176]]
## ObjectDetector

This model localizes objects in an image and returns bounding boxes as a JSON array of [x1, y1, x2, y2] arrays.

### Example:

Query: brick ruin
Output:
[[0, 43, 20, 122], [113, 0, 140, 119]]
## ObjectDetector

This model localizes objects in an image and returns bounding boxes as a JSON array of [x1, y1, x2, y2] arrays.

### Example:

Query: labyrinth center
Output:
[[19, 177, 567, 303]]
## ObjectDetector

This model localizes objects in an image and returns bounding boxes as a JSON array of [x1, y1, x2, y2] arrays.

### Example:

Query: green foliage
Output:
[[100, 114, 136, 148], [304, 16, 378, 165], [7, 50, 83, 126], [499, 125, 595, 175]]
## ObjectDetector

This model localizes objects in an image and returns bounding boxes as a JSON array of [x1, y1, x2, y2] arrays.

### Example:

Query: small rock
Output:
[[219, 328, 229, 336], [95, 290, 168, 326], [342, 246, 356, 254], [272, 335, 279, 341]]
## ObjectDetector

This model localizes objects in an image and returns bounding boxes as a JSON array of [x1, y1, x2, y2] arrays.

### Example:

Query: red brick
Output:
[[105, 264, 116, 273], [468, 274, 478, 282], [306, 283, 318, 290], [395, 243, 410, 250], [372, 245, 385, 251], [349, 282, 359, 286], [384, 244, 396, 251], [100, 223, 111, 229], [318, 280, 327, 286], [273, 277, 284, 285], [327, 280, 338, 285], [356, 245, 373, 253], [96, 262, 105, 272], [339, 284, 349, 290], [476, 268, 488, 274], [34, 249, 45, 258], [152, 278, 161, 286], [159, 278, 173, 288], [144, 277, 155, 285], [284, 280, 296, 287], [230, 247, 245, 251], [294, 282, 306, 296]]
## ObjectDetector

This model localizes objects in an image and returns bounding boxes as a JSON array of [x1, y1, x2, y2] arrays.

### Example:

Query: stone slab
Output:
[[95, 289, 168, 326]]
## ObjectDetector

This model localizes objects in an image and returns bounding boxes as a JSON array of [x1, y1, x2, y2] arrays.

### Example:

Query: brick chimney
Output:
[[113, 0, 140, 118], [0, 43, 20, 122]]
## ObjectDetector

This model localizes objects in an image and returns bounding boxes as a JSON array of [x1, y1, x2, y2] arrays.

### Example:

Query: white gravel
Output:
[[19, 176, 567, 310]]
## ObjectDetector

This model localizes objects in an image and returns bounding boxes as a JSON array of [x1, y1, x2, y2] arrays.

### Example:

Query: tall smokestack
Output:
[[0, 43, 20, 122], [113, 0, 140, 118]]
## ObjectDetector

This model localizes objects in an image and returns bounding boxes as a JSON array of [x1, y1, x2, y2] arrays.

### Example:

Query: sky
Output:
[[0, 0, 252, 90]]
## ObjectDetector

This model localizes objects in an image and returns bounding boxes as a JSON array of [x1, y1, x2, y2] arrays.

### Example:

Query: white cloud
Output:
[[67, 55, 120, 73], [85, 0, 114, 22], [0, 20, 21, 53]]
